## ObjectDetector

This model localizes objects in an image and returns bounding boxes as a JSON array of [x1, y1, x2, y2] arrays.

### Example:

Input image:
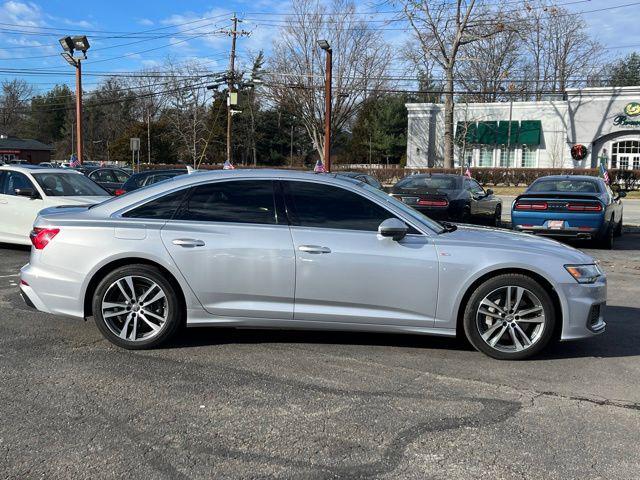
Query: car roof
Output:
[[533, 175, 600, 182], [0, 165, 80, 174], [404, 173, 462, 178], [130, 168, 187, 177], [92, 169, 371, 213]]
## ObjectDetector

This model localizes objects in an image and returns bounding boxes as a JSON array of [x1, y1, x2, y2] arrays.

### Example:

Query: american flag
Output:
[[313, 159, 326, 173], [464, 167, 472, 178], [69, 154, 80, 168], [223, 159, 235, 170], [599, 163, 610, 184]]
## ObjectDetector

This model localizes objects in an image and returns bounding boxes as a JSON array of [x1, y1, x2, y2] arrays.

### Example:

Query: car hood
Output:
[[436, 224, 595, 264]]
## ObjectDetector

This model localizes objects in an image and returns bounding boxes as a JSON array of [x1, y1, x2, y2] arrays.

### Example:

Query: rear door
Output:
[[282, 180, 439, 327], [160, 179, 296, 319]]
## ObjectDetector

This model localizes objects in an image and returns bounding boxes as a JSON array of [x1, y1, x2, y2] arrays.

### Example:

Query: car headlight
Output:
[[564, 264, 602, 284]]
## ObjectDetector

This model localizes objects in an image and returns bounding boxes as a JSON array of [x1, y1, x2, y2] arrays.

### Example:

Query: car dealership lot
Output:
[[1, 237, 639, 479]]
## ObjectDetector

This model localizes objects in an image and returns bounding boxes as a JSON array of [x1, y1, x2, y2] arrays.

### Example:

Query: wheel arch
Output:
[[455, 267, 563, 340], [83, 257, 187, 320]]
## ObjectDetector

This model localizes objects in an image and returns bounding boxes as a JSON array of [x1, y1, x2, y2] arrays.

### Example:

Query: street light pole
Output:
[[59, 35, 90, 165], [318, 39, 332, 172], [75, 59, 83, 165]]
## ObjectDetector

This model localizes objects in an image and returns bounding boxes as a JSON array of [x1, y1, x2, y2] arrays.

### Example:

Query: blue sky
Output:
[[0, 0, 639, 94]]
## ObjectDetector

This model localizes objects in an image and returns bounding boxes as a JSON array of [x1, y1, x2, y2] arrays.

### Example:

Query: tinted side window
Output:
[[123, 189, 187, 219], [285, 181, 394, 231], [3, 171, 34, 196], [175, 180, 277, 225], [90, 170, 115, 183], [0, 171, 6, 194], [113, 170, 129, 183]]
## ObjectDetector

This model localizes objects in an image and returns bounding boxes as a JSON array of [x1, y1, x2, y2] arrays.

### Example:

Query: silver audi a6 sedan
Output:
[[20, 170, 606, 360]]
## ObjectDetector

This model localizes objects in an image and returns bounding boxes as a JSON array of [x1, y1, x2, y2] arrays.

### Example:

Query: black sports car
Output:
[[390, 173, 503, 226], [116, 168, 188, 195]]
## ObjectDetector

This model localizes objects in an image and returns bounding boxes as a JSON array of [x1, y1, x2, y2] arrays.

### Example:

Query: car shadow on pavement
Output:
[[168, 305, 640, 360], [539, 305, 640, 360], [0, 242, 30, 252], [168, 326, 472, 353]]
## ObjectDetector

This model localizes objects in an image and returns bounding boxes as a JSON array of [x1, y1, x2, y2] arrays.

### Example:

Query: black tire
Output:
[[460, 206, 472, 224], [92, 264, 183, 349], [599, 221, 615, 250], [491, 205, 502, 227], [463, 273, 557, 360], [614, 216, 623, 237]]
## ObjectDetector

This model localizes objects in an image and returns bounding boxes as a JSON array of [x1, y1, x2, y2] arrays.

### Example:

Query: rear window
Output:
[[528, 179, 600, 193], [395, 176, 459, 190], [33, 172, 109, 196]]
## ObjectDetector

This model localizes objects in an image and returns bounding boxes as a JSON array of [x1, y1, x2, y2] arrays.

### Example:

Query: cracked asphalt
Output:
[[0, 234, 639, 479]]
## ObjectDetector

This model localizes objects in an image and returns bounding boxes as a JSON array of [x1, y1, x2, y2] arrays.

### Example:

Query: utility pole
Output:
[[75, 59, 83, 164], [147, 111, 152, 164], [290, 123, 294, 167], [318, 40, 332, 172], [225, 14, 250, 165]]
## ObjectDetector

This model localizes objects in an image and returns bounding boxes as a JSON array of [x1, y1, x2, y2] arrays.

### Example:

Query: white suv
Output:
[[0, 165, 111, 245]]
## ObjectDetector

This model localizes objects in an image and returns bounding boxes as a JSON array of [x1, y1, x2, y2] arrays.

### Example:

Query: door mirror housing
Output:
[[617, 190, 627, 199], [14, 188, 39, 199], [378, 218, 408, 241], [485, 188, 494, 196]]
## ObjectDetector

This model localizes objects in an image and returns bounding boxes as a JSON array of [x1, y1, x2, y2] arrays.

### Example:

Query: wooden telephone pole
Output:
[[226, 14, 250, 164]]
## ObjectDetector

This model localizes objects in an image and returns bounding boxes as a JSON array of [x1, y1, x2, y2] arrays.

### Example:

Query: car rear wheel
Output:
[[92, 265, 183, 349], [463, 274, 556, 360], [492, 205, 502, 227], [614, 217, 623, 237], [599, 221, 615, 250]]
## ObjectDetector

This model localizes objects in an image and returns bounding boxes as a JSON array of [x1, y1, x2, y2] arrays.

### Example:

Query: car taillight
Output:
[[114, 189, 126, 196], [514, 201, 548, 210], [567, 203, 602, 212], [30, 227, 60, 250], [417, 197, 448, 207]]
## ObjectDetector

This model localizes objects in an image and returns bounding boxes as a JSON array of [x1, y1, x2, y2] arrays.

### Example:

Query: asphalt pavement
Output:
[[0, 235, 639, 479]]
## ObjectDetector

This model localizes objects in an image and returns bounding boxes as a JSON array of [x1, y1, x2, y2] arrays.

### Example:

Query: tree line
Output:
[[2, 0, 639, 168]]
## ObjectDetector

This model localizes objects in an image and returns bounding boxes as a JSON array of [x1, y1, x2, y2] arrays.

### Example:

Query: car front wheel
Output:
[[92, 264, 183, 349], [463, 274, 556, 360]]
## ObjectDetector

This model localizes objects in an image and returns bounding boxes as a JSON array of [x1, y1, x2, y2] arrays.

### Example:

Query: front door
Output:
[[160, 179, 295, 319], [282, 180, 439, 327], [0, 170, 44, 242]]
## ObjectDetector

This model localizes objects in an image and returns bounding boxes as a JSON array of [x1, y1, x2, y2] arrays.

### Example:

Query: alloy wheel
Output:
[[475, 286, 546, 353], [101, 275, 168, 342]]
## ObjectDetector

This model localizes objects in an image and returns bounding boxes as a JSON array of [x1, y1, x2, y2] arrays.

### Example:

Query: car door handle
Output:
[[298, 245, 331, 254], [172, 238, 205, 248]]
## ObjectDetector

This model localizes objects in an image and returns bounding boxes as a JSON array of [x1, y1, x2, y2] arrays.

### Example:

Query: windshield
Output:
[[395, 175, 458, 190], [528, 179, 600, 193], [33, 172, 109, 197], [360, 182, 445, 234]]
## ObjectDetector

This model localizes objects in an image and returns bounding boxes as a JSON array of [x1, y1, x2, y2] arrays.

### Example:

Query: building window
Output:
[[499, 146, 516, 167], [611, 154, 617, 169], [619, 157, 629, 169], [634, 157, 640, 170], [521, 145, 537, 168], [478, 146, 493, 167]]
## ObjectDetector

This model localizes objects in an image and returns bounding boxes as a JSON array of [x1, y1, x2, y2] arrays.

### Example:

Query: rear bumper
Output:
[[514, 224, 600, 239], [19, 262, 85, 318]]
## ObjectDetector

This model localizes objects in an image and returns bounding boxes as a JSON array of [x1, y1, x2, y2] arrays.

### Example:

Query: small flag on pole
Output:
[[464, 166, 472, 178], [69, 153, 80, 168], [223, 159, 235, 170], [599, 163, 610, 184], [313, 159, 326, 173]]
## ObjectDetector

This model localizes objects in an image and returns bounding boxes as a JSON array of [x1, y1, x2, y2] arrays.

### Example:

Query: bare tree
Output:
[[522, 1, 603, 99], [164, 60, 214, 167], [401, 0, 506, 168], [0, 79, 33, 137], [268, 0, 392, 162]]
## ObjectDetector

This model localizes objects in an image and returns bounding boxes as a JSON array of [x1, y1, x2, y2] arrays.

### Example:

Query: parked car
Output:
[[511, 175, 625, 249], [333, 171, 384, 190], [20, 170, 606, 360], [390, 173, 502, 226], [115, 168, 188, 195], [76, 167, 131, 194], [0, 165, 111, 245]]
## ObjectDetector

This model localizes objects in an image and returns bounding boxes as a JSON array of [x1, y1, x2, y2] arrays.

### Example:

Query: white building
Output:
[[406, 86, 640, 170]]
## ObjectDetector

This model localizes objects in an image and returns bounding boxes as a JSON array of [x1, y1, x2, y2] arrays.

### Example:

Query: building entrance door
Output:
[[611, 140, 640, 170]]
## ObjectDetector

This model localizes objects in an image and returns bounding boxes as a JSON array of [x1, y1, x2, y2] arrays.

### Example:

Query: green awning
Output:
[[496, 120, 519, 145], [455, 121, 478, 144], [477, 121, 498, 145], [518, 120, 542, 145]]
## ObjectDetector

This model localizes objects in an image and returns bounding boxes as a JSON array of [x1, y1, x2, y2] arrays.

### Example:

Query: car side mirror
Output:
[[15, 188, 39, 199], [485, 188, 494, 196], [617, 191, 627, 199], [378, 218, 408, 241]]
